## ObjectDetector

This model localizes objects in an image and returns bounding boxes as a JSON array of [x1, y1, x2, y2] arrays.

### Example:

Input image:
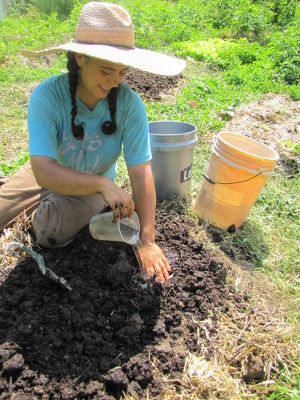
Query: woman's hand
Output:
[[137, 242, 171, 282], [100, 181, 135, 222]]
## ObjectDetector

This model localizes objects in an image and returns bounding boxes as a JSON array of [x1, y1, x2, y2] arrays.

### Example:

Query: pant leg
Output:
[[32, 192, 106, 249], [0, 161, 49, 231], [0, 175, 8, 186]]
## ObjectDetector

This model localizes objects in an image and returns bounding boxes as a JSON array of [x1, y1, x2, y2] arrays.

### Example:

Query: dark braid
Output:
[[66, 51, 118, 138], [102, 87, 117, 135], [67, 51, 85, 140]]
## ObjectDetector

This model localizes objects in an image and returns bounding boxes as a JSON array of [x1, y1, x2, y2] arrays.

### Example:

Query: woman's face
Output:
[[75, 54, 129, 109]]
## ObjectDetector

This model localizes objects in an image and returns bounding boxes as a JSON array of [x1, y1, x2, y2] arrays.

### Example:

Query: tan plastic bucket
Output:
[[194, 132, 279, 229]]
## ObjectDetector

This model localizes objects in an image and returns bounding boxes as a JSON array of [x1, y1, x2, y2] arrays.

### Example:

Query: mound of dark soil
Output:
[[124, 69, 184, 102], [0, 209, 247, 399]]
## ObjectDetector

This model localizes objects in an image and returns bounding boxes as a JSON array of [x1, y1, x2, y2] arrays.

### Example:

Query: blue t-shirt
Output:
[[27, 74, 151, 180]]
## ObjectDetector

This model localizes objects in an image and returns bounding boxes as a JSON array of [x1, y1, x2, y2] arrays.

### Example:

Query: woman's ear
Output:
[[75, 53, 85, 67]]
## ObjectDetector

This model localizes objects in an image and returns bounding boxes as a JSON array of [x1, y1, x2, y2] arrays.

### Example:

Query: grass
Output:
[[0, 0, 299, 398]]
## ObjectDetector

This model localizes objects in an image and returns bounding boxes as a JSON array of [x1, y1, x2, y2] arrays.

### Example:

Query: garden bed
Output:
[[0, 68, 298, 399]]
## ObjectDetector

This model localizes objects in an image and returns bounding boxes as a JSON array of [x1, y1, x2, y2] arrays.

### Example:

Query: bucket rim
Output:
[[217, 132, 280, 161], [149, 120, 198, 134], [151, 135, 198, 152], [149, 120, 197, 126]]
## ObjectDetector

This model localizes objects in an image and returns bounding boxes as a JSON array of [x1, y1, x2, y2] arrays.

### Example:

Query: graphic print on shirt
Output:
[[58, 129, 120, 175]]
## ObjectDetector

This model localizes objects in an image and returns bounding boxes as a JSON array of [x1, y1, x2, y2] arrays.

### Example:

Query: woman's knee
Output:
[[31, 193, 106, 248], [31, 204, 74, 249]]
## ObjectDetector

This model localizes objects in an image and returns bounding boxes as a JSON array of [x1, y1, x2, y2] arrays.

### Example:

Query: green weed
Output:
[[267, 361, 300, 399], [281, 140, 300, 155], [0, 151, 29, 176], [31, 0, 75, 18]]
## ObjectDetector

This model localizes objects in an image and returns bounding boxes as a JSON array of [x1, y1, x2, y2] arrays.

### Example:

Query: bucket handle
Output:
[[203, 171, 262, 185]]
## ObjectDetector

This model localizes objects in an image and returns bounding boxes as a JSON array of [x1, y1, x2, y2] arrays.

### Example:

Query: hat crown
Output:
[[75, 2, 135, 48]]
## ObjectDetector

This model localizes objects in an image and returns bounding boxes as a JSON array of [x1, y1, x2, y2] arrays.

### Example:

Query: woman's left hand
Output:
[[137, 243, 171, 282]]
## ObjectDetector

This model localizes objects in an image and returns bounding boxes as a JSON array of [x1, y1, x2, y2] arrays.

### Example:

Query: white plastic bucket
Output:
[[194, 132, 279, 229], [149, 121, 198, 201]]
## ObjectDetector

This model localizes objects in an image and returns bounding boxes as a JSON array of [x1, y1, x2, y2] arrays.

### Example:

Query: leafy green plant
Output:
[[7, 0, 32, 15], [0, 151, 29, 176], [280, 140, 300, 155], [121, 0, 203, 50], [263, 18, 300, 83], [173, 38, 227, 63], [207, 0, 274, 42], [31, 0, 75, 18], [273, 0, 297, 26]]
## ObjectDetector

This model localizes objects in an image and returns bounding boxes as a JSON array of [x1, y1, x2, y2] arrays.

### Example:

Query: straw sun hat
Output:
[[21, 1, 186, 76]]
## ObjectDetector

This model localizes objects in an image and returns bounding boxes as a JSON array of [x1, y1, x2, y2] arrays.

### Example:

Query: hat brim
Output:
[[21, 43, 186, 76]]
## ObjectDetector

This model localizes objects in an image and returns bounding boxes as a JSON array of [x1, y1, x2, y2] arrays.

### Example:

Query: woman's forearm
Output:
[[128, 162, 156, 245], [30, 156, 113, 195], [31, 155, 135, 221], [129, 162, 171, 281]]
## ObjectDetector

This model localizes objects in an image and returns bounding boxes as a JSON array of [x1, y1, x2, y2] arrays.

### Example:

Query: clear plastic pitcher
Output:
[[89, 211, 140, 245]]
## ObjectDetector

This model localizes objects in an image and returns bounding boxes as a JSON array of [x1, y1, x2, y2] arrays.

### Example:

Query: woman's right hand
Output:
[[100, 180, 135, 223]]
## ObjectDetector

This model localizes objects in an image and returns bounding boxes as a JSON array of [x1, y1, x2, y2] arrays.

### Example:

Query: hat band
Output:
[[75, 28, 135, 49], [72, 40, 136, 51]]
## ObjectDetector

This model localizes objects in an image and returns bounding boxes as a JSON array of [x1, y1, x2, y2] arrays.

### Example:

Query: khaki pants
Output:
[[0, 162, 106, 248]]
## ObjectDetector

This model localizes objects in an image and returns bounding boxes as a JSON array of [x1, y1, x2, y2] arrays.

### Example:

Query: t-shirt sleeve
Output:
[[122, 89, 152, 167], [27, 80, 59, 160]]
